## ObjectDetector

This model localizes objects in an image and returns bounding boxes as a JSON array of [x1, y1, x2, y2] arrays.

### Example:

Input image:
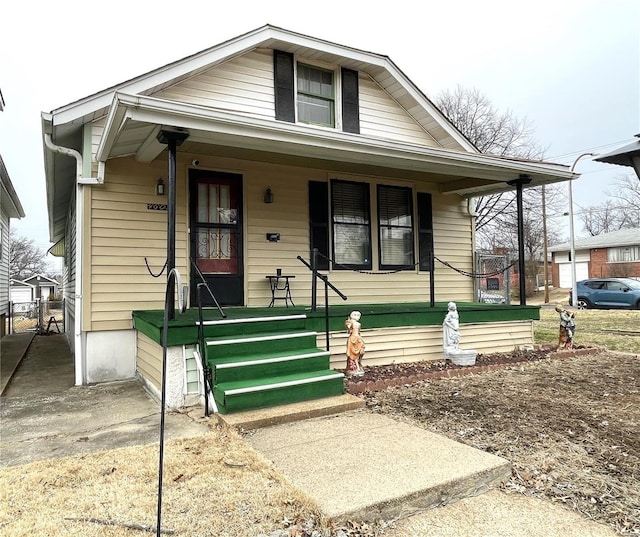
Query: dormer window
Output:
[[274, 50, 359, 134], [297, 63, 335, 127]]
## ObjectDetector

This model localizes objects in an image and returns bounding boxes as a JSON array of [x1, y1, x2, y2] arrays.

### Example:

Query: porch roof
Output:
[[95, 93, 575, 199]]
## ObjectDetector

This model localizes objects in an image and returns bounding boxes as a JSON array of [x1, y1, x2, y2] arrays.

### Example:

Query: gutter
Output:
[[42, 134, 105, 385]]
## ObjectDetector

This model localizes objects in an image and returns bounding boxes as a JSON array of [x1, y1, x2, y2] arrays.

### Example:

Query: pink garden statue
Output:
[[345, 310, 366, 376]]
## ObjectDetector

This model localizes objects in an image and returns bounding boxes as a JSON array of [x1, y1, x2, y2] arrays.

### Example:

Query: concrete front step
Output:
[[246, 410, 512, 524], [216, 393, 365, 430]]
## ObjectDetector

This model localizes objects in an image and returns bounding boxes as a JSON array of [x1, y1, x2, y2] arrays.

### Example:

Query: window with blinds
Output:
[[378, 185, 414, 269], [331, 179, 371, 269]]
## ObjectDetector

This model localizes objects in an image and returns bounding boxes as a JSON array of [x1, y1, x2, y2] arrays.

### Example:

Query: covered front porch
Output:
[[132, 301, 540, 413]]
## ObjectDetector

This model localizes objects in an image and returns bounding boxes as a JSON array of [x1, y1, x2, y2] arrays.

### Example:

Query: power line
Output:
[[549, 139, 633, 162]]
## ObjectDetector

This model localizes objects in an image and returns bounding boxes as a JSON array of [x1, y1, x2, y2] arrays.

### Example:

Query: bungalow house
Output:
[[9, 274, 60, 303], [549, 228, 640, 286], [42, 25, 576, 412], [1, 153, 26, 337]]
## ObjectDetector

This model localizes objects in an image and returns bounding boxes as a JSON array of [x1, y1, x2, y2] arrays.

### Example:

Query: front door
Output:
[[189, 170, 244, 306]]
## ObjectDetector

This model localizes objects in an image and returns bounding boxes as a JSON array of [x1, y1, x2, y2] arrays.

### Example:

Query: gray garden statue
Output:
[[442, 301, 477, 366], [345, 310, 366, 376]]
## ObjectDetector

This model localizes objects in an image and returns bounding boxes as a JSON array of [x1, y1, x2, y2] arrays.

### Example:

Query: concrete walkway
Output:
[[1, 332, 35, 395], [0, 333, 209, 467], [246, 410, 511, 523]]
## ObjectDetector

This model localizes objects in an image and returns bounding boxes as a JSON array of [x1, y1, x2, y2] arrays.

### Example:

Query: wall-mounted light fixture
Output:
[[156, 178, 165, 196], [264, 187, 273, 204]]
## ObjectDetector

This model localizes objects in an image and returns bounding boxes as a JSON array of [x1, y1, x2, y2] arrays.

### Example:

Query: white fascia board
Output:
[[95, 93, 134, 162], [98, 93, 575, 183]]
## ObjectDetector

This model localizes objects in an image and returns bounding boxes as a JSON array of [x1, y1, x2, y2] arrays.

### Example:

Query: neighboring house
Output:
[[1, 154, 26, 337], [41, 25, 576, 409], [594, 134, 640, 180], [9, 279, 34, 303], [549, 228, 640, 287], [10, 274, 59, 302]]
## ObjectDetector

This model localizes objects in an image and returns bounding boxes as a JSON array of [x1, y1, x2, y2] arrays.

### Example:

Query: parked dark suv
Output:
[[570, 278, 640, 309]]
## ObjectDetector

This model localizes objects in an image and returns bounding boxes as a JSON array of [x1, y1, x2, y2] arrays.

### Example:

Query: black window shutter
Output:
[[309, 181, 329, 270], [274, 50, 295, 122], [417, 192, 434, 271], [341, 67, 360, 134]]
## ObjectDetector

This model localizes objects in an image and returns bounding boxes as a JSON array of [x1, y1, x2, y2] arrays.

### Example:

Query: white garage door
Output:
[[10, 287, 33, 303], [558, 262, 589, 288]]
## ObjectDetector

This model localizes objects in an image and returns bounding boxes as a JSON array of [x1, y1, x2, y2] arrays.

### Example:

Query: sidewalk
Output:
[[0, 332, 35, 395]]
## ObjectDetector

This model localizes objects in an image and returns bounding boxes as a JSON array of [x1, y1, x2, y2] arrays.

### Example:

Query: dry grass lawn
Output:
[[535, 308, 640, 354], [0, 427, 328, 537]]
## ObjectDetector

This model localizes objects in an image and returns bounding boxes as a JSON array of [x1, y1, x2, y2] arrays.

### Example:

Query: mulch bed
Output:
[[344, 345, 603, 394]]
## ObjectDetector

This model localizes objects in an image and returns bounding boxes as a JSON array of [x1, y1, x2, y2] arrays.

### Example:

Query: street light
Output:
[[568, 152, 595, 308]]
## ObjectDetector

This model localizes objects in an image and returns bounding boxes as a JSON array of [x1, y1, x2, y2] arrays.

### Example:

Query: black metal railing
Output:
[[196, 282, 226, 417], [297, 248, 347, 351]]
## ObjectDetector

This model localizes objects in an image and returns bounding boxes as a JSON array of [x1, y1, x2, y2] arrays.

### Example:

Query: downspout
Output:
[[43, 134, 102, 386]]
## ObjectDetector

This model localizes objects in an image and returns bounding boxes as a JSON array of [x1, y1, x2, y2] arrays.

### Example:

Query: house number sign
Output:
[[147, 203, 168, 211]]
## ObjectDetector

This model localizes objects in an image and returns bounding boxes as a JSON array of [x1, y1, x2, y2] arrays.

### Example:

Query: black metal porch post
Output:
[[508, 175, 532, 305], [157, 128, 189, 320]]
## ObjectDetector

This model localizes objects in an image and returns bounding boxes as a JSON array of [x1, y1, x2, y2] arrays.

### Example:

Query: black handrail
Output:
[[196, 283, 217, 417], [190, 258, 226, 319], [297, 249, 347, 351]]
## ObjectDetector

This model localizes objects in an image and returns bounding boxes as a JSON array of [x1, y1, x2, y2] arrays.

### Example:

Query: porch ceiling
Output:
[[97, 93, 576, 198]]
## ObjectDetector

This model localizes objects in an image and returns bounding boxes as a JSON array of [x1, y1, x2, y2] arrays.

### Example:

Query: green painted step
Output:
[[214, 370, 345, 414], [204, 331, 319, 360], [211, 348, 331, 384], [197, 314, 307, 338]]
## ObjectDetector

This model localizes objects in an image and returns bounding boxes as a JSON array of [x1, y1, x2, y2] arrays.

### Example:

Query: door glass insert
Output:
[[194, 180, 239, 274]]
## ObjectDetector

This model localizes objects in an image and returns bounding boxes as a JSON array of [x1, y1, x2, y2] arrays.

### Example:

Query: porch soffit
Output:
[[96, 94, 576, 198]]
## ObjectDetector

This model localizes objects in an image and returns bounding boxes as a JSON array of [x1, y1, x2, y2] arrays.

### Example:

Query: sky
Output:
[[1, 0, 638, 263]]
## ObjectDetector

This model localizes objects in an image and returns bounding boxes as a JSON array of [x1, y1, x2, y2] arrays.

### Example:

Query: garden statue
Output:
[[442, 301, 461, 351], [442, 301, 477, 366], [345, 310, 366, 376], [555, 304, 576, 349]]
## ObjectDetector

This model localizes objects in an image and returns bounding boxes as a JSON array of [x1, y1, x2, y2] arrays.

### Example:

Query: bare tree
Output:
[[435, 85, 547, 232], [9, 229, 50, 281], [436, 85, 546, 158], [580, 173, 640, 234]]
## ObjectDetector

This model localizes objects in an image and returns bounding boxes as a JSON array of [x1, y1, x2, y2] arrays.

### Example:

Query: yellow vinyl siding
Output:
[[137, 331, 162, 389], [359, 75, 440, 147], [88, 156, 188, 329], [324, 320, 533, 369], [153, 49, 275, 120], [151, 48, 462, 150]]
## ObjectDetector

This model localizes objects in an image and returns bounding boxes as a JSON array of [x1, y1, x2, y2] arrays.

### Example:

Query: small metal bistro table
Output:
[[265, 274, 295, 307]]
